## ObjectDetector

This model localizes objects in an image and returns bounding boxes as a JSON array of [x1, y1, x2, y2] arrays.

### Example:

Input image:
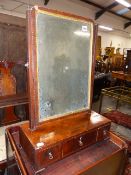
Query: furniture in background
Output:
[[93, 47, 125, 101], [0, 61, 28, 174], [112, 71, 131, 82], [123, 48, 131, 73], [112, 71, 131, 87], [111, 49, 131, 87], [0, 22, 28, 174], [99, 86, 131, 152], [93, 72, 111, 101], [96, 35, 101, 60], [0, 21, 28, 126], [0, 94, 28, 126], [0, 61, 28, 126], [125, 50, 131, 74]]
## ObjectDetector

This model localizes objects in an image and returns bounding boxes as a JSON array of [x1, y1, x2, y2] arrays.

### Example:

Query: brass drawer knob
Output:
[[79, 137, 83, 147], [48, 152, 53, 160]]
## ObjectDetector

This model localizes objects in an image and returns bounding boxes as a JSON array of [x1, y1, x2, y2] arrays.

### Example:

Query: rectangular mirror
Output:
[[28, 7, 95, 129]]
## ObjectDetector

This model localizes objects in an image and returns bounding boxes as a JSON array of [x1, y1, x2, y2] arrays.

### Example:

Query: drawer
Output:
[[74, 130, 97, 150], [62, 138, 77, 157], [62, 130, 97, 157], [97, 124, 110, 141], [36, 144, 61, 168]]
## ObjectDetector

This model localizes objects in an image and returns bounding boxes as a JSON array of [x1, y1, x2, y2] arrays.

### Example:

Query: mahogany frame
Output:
[[27, 6, 97, 130]]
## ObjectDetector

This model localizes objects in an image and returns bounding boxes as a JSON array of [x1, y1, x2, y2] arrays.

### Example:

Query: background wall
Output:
[[98, 31, 131, 55]]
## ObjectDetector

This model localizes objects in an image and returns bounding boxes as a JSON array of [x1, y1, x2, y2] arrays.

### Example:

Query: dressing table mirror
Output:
[[27, 6, 95, 130], [6, 6, 126, 174]]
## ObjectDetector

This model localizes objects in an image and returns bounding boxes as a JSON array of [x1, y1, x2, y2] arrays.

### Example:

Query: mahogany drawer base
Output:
[[19, 112, 111, 170], [6, 127, 127, 175]]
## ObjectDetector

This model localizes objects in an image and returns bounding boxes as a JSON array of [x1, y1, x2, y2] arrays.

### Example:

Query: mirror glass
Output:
[[36, 11, 93, 121]]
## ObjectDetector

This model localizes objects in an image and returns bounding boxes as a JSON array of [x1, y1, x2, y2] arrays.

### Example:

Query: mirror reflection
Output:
[[36, 12, 93, 121]]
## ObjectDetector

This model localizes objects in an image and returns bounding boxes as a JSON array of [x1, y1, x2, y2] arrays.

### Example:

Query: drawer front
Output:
[[36, 144, 61, 168], [74, 130, 97, 150], [62, 138, 77, 157], [97, 124, 110, 141], [62, 130, 97, 157]]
